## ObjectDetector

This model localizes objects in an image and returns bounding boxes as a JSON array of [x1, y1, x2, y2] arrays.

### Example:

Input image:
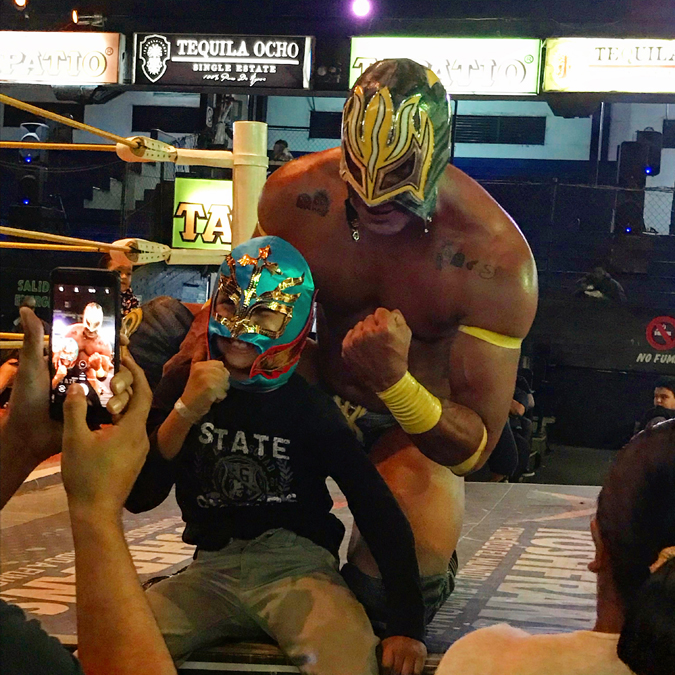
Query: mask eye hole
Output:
[[215, 292, 236, 319], [345, 149, 365, 189], [250, 307, 285, 333], [380, 153, 417, 191]]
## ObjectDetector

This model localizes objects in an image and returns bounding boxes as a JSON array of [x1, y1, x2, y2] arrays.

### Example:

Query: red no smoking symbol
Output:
[[646, 316, 675, 351]]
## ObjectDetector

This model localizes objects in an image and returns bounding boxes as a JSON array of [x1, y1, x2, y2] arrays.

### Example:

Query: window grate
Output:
[[455, 115, 546, 145]]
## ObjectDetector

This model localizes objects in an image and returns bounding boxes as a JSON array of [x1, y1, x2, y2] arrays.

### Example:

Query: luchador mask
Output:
[[208, 236, 315, 392], [83, 303, 103, 335], [59, 337, 80, 367], [340, 58, 451, 221]]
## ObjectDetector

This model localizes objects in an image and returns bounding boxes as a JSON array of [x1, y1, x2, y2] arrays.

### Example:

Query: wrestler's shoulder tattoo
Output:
[[296, 189, 330, 217], [435, 240, 498, 279]]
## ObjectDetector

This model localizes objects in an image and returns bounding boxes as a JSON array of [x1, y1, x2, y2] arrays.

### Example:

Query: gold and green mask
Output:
[[340, 59, 451, 221]]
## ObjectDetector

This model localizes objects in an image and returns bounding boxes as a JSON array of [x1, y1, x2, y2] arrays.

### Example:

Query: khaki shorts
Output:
[[145, 528, 379, 675]]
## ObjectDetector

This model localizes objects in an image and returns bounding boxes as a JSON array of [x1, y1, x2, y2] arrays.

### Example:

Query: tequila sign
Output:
[[134, 33, 312, 89]]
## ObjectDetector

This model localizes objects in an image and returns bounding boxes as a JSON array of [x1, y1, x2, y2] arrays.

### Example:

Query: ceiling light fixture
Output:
[[351, 0, 372, 18], [71, 10, 106, 27]]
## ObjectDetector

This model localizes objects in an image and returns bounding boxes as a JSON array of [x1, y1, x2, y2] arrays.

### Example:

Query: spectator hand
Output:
[[380, 636, 427, 675], [509, 399, 526, 417], [2, 308, 61, 463], [342, 308, 411, 393], [0, 358, 18, 395], [61, 352, 152, 518]]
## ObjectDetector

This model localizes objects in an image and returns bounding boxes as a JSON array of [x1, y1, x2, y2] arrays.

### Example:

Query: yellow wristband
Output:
[[376, 372, 442, 435], [450, 426, 488, 477]]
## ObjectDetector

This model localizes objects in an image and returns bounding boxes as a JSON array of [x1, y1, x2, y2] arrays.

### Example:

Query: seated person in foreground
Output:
[[1, 308, 174, 675], [638, 376, 675, 432], [126, 237, 427, 675], [437, 419, 675, 675]]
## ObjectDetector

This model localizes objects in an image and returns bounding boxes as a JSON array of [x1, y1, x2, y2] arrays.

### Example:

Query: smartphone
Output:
[[49, 267, 121, 426]]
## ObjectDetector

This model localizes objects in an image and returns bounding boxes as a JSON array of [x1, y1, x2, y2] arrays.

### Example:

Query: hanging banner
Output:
[[172, 178, 233, 250], [133, 34, 312, 88], [0, 32, 123, 85], [349, 37, 542, 95], [544, 38, 675, 93]]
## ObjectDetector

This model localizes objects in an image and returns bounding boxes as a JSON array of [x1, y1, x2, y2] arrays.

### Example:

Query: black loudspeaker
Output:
[[615, 142, 648, 234], [617, 141, 649, 188], [614, 192, 645, 235], [636, 129, 663, 176]]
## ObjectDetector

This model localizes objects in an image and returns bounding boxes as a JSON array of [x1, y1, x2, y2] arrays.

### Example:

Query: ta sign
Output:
[[172, 178, 233, 250]]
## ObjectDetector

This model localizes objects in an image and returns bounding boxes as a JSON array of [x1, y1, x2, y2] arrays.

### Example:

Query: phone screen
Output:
[[50, 280, 118, 413]]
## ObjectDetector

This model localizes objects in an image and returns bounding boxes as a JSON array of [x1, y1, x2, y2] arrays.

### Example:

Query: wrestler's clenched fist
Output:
[[341, 307, 411, 393], [182, 359, 230, 418]]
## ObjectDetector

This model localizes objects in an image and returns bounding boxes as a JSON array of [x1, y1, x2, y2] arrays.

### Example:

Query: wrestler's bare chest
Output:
[[296, 222, 466, 341]]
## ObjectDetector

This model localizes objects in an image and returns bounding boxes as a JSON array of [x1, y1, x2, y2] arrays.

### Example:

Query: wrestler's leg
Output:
[[242, 530, 379, 675], [346, 426, 463, 623]]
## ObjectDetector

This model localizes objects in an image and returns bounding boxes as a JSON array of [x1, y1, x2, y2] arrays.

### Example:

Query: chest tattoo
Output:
[[435, 240, 497, 279], [296, 190, 331, 217]]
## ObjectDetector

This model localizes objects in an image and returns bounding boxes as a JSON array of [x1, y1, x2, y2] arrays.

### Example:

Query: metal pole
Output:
[[594, 102, 605, 187], [450, 99, 458, 166]]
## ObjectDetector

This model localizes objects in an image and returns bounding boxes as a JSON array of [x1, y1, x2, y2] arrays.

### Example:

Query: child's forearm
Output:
[[156, 409, 195, 460]]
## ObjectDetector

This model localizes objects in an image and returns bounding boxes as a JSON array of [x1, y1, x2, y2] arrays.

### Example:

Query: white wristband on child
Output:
[[173, 398, 203, 425]]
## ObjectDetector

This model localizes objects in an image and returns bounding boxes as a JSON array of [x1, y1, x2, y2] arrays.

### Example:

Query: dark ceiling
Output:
[[2, 0, 675, 37]]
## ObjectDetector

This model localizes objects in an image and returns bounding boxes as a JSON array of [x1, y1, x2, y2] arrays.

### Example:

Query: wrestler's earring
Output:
[[423, 215, 431, 235], [345, 199, 360, 241]]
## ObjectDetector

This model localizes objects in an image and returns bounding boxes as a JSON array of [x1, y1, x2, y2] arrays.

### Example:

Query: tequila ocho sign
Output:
[[173, 178, 233, 250], [134, 33, 312, 88]]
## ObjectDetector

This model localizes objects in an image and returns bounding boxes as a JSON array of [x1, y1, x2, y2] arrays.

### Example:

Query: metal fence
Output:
[[479, 180, 674, 237]]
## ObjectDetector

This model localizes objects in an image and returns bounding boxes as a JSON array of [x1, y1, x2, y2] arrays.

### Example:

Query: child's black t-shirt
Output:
[[126, 365, 424, 640]]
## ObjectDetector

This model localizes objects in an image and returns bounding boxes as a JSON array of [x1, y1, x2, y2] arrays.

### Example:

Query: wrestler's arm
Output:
[[342, 261, 536, 473], [256, 149, 337, 239], [414, 333, 523, 471]]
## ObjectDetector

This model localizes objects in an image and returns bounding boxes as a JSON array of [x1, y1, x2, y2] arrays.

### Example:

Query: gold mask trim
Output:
[[341, 86, 434, 207], [212, 246, 304, 339]]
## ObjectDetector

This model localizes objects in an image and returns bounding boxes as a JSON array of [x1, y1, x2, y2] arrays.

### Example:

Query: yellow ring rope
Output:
[[0, 141, 116, 152], [0, 94, 140, 150]]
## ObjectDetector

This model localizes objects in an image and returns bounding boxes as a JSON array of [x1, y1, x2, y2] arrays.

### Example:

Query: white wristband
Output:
[[173, 398, 203, 425]]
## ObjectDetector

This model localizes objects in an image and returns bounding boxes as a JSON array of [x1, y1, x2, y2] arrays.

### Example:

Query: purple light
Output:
[[352, 0, 371, 17]]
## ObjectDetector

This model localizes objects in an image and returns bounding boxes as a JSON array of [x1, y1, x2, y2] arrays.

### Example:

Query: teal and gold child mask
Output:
[[208, 236, 315, 392]]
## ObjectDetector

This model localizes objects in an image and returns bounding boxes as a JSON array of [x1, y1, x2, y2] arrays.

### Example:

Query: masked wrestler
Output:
[[252, 59, 538, 629], [64, 303, 113, 395], [125, 237, 427, 675]]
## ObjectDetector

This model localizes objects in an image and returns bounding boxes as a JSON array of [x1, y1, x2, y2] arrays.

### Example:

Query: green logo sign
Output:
[[172, 177, 233, 249]]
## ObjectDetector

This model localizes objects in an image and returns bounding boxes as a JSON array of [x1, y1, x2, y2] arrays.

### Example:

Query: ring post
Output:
[[232, 121, 268, 246]]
